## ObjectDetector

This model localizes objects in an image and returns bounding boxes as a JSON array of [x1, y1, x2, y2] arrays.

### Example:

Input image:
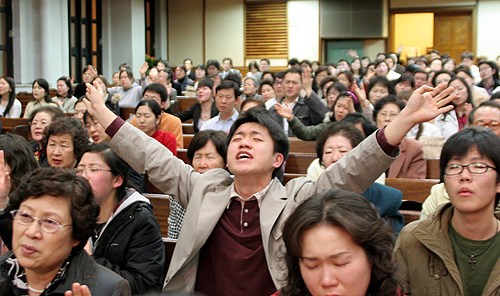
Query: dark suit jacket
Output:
[[174, 100, 219, 133], [388, 137, 426, 179], [362, 182, 404, 234], [270, 92, 328, 136]]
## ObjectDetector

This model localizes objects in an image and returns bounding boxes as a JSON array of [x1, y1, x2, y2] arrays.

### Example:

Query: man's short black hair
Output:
[[469, 101, 500, 124], [227, 107, 289, 178], [216, 80, 240, 98], [143, 83, 168, 103], [207, 59, 220, 70]]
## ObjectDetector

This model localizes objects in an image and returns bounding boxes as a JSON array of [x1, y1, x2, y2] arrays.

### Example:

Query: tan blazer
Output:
[[388, 137, 427, 179], [109, 123, 398, 292]]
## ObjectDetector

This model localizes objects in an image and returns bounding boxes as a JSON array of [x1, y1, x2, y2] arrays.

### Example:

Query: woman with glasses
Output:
[[0, 167, 131, 295], [76, 143, 165, 295], [395, 126, 500, 295], [28, 106, 65, 167], [373, 95, 426, 179]]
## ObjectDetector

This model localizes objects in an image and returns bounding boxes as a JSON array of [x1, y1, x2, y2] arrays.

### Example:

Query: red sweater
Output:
[[151, 129, 177, 156]]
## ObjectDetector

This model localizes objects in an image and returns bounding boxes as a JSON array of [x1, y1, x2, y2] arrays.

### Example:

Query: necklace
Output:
[[451, 219, 499, 270], [26, 283, 45, 293]]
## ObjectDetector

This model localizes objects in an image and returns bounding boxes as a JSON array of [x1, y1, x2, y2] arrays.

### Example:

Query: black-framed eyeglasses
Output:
[[444, 162, 497, 176], [10, 210, 72, 233]]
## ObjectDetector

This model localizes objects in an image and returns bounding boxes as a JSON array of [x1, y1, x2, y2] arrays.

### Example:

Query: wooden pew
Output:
[[143, 193, 171, 238], [426, 158, 440, 179], [177, 149, 190, 164], [386, 178, 440, 224], [283, 173, 307, 184], [284, 153, 316, 174], [386, 178, 439, 204], [1, 118, 29, 133], [120, 107, 135, 120], [289, 137, 316, 154], [183, 134, 194, 148], [178, 96, 197, 112], [162, 238, 177, 272], [182, 123, 195, 134]]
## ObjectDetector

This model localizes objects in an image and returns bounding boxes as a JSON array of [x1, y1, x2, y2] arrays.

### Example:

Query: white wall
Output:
[[288, 0, 320, 64], [101, 0, 145, 79], [205, 0, 245, 66], [13, 0, 69, 85], [476, 0, 500, 60]]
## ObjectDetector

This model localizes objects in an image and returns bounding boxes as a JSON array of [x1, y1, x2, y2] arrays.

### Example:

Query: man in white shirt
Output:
[[200, 80, 240, 133]]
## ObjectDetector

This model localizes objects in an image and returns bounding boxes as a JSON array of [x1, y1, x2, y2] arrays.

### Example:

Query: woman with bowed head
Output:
[[42, 117, 90, 169], [52, 76, 78, 113], [28, 106, 65, 167], [76, 143, 165, 294], [0, 76, 22, 118], [23, 79, 58, 119], [0, 167, 131, 295], [274, 189, 400, 296], [306, 122, 404, 232]]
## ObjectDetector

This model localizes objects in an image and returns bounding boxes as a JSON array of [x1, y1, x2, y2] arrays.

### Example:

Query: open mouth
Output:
[[237, 152, 252, 160]]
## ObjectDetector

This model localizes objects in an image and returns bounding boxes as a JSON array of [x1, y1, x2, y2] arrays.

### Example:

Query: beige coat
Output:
[[109, 123, 397, 292]]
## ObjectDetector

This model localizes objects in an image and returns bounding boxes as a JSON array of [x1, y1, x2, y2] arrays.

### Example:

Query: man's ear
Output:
[[272, 153, 284, 169]]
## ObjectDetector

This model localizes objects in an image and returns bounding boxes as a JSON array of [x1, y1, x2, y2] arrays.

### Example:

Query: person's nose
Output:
[[320, 265, 339, 289]]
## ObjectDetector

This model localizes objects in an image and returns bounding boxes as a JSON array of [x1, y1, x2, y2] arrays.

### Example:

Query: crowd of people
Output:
[[0, 49, 499, 295]]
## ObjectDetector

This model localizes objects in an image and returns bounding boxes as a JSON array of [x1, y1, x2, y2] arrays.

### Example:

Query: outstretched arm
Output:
[[84, 81, 118, 130], [385, 83, 455, 145]]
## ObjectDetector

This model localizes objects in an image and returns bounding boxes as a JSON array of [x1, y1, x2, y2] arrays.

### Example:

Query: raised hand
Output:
[[302, 68, 314, 97], [352, 82, 370, 108], [84, 81, 117, 130], [0, 151, 10, 209], [140, 62, 149, 79], [274, 102, 294, 121], [403, 83, 456, 124], [384, 83, 456, 146], [64, 283, 92, 296]]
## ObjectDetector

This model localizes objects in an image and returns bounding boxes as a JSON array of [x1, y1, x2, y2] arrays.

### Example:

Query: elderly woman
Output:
[[42, 117, 89, 169], [275, 189, 400, 296], [168, 130, 227, 239], [0, 167, 131, 295], [28, 106, 65, 167]]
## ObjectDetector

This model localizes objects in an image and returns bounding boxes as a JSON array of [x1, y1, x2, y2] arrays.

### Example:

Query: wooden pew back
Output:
[[143, 193, 171, 238], [284, 153, 316, 174]]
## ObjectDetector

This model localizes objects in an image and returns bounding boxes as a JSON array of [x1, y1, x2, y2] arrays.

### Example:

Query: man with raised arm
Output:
[[84, 81, 456, 296]]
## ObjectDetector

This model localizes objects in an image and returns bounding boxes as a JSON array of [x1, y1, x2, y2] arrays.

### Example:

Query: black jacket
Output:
[[0, 249, 131, 296], [174, 100, 219, 133], [270, 92, 329, 137], [92, 191, 165, 294]]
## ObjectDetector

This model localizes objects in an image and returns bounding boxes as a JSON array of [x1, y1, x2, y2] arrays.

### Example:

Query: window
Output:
[[0, 0, 13, 77], [145, 0, 155, 57], [69, 0, 102, 82], [245, 1, 288, 59]]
